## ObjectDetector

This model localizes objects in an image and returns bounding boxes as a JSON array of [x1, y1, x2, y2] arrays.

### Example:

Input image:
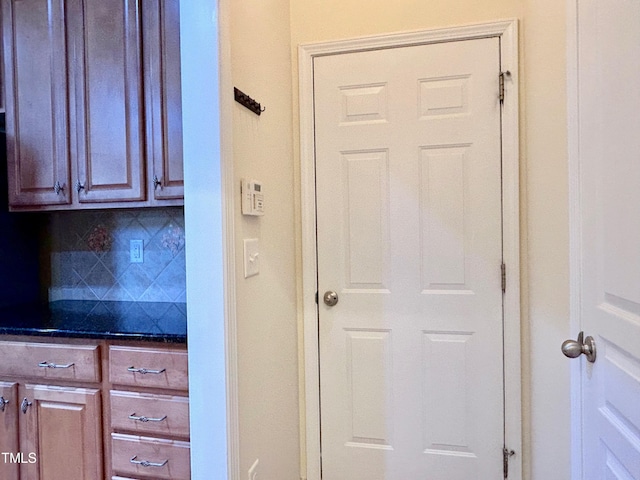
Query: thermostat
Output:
[[241, 179, 264, 216]]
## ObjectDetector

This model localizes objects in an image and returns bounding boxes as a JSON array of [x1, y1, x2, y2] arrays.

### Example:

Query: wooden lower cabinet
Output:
[[0, 382, 102, 480], [0, 382, 19, 480], [20, 385, 102, 480], [0, 338, 188, 480], [110, 391, 190, 439], [111, 434, 190, 480], [0, 339, 104, 480], [108, 344, 190, 480]]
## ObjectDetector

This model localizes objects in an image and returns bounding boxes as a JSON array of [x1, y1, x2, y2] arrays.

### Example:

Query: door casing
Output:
[[298, 19, 521, 480], [566, 4, 583, 478]]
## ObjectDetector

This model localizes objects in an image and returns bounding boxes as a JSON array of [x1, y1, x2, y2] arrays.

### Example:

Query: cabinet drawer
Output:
[[112, 433, 190, 480], [109, 346, 188, 391], [110, 390, 189, 438], [0, 342, 100, 382]]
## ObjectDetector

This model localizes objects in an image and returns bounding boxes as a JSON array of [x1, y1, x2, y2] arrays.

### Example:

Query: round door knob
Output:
[[561, 339, 583, 358], [323, 291, 339, 307], [561, 331, 596, 363]]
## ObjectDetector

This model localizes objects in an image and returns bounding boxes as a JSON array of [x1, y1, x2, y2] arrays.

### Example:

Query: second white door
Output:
[[314, 37, 505, 479]]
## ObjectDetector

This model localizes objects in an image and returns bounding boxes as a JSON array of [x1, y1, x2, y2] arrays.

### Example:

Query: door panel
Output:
[[575, 0, 640, 478], [0, 382, 19, 480], [2, 0, 71, 206], [70, 0, 145, 203], [143, 0, 185, 201], [19, 384, 102, 480], [315, 38, 504, 479]]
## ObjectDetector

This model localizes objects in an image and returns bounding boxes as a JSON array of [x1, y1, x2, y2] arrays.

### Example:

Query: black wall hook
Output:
[[234, 87, 265, 115]]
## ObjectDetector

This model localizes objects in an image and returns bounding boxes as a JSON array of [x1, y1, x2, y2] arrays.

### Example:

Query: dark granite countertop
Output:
[[0, 300, 187, 343]]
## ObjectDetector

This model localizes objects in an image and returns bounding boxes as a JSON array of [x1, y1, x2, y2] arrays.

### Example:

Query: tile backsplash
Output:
[[48, 208, 186, 303]]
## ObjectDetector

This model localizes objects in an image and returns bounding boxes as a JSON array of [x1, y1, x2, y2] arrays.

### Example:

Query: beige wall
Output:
[[228, 0, 570, 478], [229, 0, 300, 478], [289, 2, 570, 480]]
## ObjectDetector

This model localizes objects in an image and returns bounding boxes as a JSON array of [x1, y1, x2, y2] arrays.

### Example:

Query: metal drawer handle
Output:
[[21, 398, 32, 414], [39, 361, 75, 369], [128, 366, 166, 375], [0, 396, 9, 412], [129, 413, 168, 423], [130, 455, 168, 468]]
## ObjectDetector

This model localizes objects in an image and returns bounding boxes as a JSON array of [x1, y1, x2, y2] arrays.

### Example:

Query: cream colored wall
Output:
[[289, 2, 570, 480], [230, 0, 300, 478]]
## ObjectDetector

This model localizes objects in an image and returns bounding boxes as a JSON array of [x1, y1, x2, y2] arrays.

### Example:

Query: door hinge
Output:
[[501, 263, 506, 293], [499, 71, 511, 104], [503, 447, 515, 478], [315, 291, 319, 304]]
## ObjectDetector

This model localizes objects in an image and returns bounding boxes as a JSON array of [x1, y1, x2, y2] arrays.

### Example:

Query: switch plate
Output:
[[243, 238, 259, 278], [130, 239, 144, 263]]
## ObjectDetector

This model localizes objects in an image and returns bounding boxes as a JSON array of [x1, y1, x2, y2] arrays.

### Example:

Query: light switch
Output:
[[243, 238, 260, 278]]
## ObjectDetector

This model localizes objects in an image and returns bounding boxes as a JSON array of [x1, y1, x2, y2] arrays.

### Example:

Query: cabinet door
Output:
[[143, 0, 184, 201], [19, 384, 102, 480], [2, 0, 71, 207], [0, 382, 19, 480], [69, 0, 145, 204]]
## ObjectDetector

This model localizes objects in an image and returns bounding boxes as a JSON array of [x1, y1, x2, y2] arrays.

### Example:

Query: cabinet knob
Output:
[[21, 398, 32, 414], [53, 181, 64, 195], [75, 181, 85, 194], [0, 396, 9, 413], [153, 175, 162, 190]]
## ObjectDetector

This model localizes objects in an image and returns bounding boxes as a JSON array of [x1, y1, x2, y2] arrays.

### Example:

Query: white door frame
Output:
[[566, 3, 581, 478], [299, 19, 521, 480], [180, 0, 240, 479]]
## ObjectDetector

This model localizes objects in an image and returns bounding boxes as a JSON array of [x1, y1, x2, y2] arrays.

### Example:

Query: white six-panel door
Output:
[[314, 37, 505, 479], [572, 1, 640, 478]]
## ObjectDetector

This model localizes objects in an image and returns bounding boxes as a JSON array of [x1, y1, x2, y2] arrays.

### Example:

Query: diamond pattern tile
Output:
[[48, 208, 186, 302]]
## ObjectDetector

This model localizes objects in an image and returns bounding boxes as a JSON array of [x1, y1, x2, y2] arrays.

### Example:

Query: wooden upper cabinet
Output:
[[144, 0, 184, 202], [69, 0, 146, 203], [2, 0, 183, 210], [2, 0, 72, 207]]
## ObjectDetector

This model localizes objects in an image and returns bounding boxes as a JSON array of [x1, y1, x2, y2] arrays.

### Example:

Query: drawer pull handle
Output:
[[129, 413, 168, 423], [39, 361, 74, 369], [128, 366, 166, 375], [0, 396, 9, 412], [130, 455, 168, 468]]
